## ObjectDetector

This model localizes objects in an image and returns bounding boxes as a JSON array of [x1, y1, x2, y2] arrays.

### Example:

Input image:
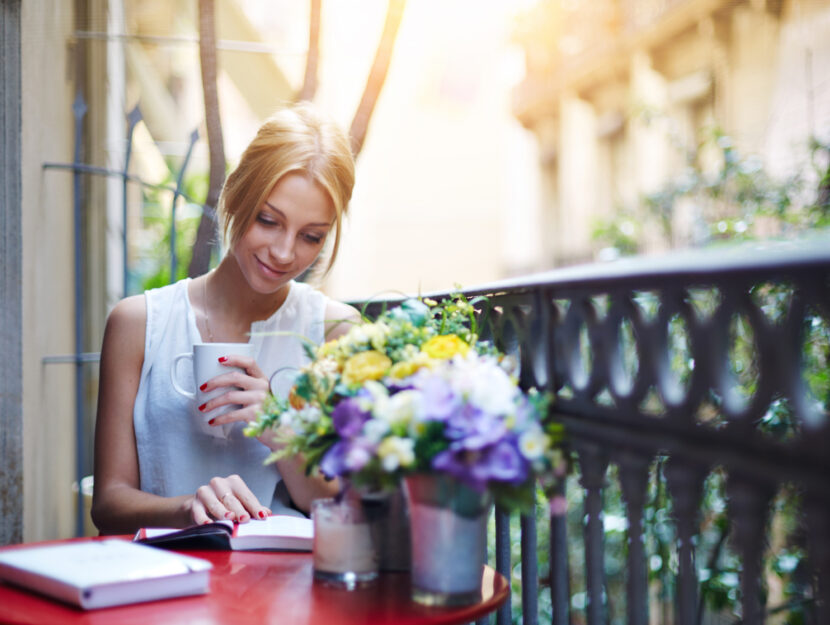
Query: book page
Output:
[[234, 515, 313, 539]]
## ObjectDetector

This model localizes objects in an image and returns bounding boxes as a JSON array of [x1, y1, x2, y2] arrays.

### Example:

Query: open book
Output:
[[0, 538, 211, 610], [135, 514, 313, 552]]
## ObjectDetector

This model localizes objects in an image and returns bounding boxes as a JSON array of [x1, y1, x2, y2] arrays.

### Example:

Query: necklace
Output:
[[203, 275, 215, 342]]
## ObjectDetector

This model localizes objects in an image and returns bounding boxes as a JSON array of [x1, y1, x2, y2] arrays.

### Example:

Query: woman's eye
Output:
[[257, 214, 278, 226], [303, 233, 324, 245]]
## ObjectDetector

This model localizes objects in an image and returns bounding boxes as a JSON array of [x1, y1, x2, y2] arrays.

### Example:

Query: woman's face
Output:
[[232, 172, 335, 294]]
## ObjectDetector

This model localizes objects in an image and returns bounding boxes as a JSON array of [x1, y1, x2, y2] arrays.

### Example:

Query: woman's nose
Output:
[[270, 233, 296, 264]]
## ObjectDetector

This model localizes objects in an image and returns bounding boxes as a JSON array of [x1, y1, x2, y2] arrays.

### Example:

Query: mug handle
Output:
[[170, 352, 195, 400]]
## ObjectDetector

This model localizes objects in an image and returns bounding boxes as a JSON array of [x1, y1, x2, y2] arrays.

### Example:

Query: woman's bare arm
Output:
[[269, 299, 362, 512], [91, 296, 269, 533]]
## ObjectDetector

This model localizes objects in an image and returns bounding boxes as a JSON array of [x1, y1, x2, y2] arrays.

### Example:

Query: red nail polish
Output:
[[218, 356, 228, 363], [208, 418, 216, 425], [199, 403, 207, 412], [258, 510, 265, 519], [199, 383, 207, 391]]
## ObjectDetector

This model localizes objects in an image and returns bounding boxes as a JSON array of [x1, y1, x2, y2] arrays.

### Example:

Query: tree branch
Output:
[[296, 0, 321, 102], [349, 0, 406, 157], [189, 0, 225, 277]]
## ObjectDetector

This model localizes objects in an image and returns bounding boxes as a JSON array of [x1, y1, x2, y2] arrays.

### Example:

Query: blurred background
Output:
[[7, 0, 830, 543]]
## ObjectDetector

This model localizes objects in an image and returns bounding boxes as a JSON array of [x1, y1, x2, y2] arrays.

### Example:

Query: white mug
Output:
[[171, 342, 257, 438]]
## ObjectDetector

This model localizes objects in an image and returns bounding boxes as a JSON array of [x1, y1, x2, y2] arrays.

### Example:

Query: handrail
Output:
[[352, 236, 830, 625]]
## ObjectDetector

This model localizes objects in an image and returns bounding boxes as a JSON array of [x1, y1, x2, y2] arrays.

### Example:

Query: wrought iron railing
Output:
[[360, 239, 830, 625], [42, 93, 206, 537]]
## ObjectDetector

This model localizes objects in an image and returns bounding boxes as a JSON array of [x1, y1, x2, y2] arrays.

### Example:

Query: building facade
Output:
[[513, 0, 830, 265]]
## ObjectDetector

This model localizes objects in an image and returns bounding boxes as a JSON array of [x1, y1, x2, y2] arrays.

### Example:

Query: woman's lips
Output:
[[256, 256, 290, 278]]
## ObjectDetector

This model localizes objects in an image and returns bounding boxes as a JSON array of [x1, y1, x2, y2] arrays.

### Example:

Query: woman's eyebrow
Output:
[[264, 201, 331, 228]]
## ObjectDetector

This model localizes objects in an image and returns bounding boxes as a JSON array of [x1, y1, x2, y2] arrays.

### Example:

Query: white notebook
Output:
[[0, 538, 212, 610]]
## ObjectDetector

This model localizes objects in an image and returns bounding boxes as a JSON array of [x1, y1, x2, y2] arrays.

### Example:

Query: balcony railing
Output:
[[359, 238, 830, 625]]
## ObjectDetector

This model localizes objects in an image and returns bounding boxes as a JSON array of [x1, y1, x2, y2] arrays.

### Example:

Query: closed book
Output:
[[0, 538, 211, 610], [135, 514, 313, 552]]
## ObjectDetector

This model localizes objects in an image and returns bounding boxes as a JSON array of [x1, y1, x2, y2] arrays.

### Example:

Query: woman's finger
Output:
[[189, 497, 211, 525], [201, 370, 270, 394], [217, 354, 266, 380], [200, 389, 268, 420], [207, 403, 264, 429], [225, 475, 269, 522], [197, 483, 234, 521]]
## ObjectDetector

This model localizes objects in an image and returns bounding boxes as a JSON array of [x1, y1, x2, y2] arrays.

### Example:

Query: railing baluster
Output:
[[727, 476, 773, 625], [578, 443, 609, 625], [521, 505, 538, 625], [664, 459, 705, 625], [495, 505, 512, 625], [122, 106, 141, 296], [805, 496, 830, 625], [72, 91, 87, 539], [549, 477, 570, 625], [618, 452, 650, 625]]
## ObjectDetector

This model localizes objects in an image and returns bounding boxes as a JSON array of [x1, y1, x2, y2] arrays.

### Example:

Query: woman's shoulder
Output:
[[323, 299, 361, 341], [106, 279, 190, 340], [102, 295, 147, 361], [106, 294, 147, 329]]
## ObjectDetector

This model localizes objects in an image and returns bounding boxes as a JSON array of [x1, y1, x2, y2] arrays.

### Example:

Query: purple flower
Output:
[[445, 404, 506, 450], [319, 439, 375, 478], [414, 374, 458, 422], [320, 441, 350, 478], [331, 398, 370, 438], [432, 449, 488, 492], [477, 440, 529, 485], [431, 439, 529, 491]]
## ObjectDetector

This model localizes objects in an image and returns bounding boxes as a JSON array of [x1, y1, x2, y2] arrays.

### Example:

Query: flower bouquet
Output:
[[245, 294, 564, 603]]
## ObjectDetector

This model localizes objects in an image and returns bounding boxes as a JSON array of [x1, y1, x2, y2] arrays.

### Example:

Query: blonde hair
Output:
[[217, 103, 356, 273]]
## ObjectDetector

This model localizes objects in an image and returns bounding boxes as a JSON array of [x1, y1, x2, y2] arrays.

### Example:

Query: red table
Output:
[[0, 537, 509, 625]]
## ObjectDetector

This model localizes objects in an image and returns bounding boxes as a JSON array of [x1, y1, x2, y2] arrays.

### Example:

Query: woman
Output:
[[92, 104, 359, 534]]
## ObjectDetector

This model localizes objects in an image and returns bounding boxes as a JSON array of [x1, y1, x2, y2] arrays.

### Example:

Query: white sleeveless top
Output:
[[133, 279, 329, 515]]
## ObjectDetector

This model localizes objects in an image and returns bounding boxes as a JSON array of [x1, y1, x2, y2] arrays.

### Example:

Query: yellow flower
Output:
[[389, 361, 420, 379], [318, 339, 340, 357], [421, 334, 470, 360], [342, 350, 392, 386]]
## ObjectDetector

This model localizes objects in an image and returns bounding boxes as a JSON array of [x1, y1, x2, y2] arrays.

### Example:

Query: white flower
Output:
[[311, 357, 339, 380], [363, 380, 389, 402], [377, 436, 415, 472], [343, 325, 370, 351], [374, 389, 420, 426], [366, 322, 390, 351], [362, 418, 391, 443], [518, 426, 550, 461], [464, 358, 518, 415]]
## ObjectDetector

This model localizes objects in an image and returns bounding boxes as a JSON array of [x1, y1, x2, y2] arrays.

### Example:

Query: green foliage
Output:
[[133, 169, 210, 293], [411, 421, 450, 472], [593, 130, 830, 257]]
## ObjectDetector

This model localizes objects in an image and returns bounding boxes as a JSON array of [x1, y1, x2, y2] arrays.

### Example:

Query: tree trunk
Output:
[[189, 0, 226, 278], [296, 0, 321, 102], [349, 0, 406, 157]]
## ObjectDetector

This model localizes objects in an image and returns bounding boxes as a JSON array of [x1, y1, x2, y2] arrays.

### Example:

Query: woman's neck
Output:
[[202, 255, 291, 338]]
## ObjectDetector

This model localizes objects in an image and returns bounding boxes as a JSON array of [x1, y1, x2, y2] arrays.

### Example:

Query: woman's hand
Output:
[[197, 352, 270, 430], [186, 474, 271, 525]]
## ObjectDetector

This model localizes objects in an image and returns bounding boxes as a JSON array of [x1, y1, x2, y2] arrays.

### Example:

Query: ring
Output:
[[220, 492, 233, 503]]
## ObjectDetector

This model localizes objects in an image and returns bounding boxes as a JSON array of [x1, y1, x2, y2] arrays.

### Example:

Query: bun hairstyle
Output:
[[217, 103, 356, 273]]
